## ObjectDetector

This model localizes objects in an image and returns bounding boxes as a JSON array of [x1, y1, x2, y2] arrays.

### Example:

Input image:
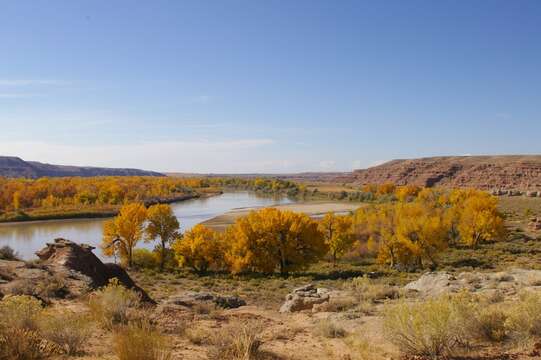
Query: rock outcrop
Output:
[[404, 269, 541, 298], [0, 238, 153, 303], [163, 291, 246, 310], [349, 155, 541, 192], [279, 284, 330, 313]]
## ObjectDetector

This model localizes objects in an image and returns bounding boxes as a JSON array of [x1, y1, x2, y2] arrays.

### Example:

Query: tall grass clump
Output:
[[207, 321, 263, 360], [88, 279, 140, 329], [112, 322, 172, 360], [383, 293, 477, 358], [314, 319, 347, 338], [0, 295, 44, 360], [506, 291, 541, 342], [37, 311, 92, 355]]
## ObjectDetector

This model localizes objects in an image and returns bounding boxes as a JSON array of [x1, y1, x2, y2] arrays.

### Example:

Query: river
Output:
[[0, 192, 293, 260]]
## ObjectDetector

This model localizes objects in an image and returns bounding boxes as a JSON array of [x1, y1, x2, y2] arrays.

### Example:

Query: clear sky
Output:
[[0, 1, 540, 173]]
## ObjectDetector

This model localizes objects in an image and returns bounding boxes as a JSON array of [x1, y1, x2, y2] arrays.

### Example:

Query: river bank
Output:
[[0, 191, 223, 224], [201, 201, 363, 231]]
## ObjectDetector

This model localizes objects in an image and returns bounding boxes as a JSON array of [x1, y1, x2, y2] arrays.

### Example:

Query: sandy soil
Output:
[[201, 202, 363, 231]]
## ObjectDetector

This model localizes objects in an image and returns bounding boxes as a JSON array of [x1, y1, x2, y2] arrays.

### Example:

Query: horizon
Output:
[[1, 1, 541, 173]]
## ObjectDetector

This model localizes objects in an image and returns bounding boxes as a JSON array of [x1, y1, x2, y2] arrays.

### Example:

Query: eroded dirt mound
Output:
[[0, 238, 153, 303], [350, 155, 541, 191]]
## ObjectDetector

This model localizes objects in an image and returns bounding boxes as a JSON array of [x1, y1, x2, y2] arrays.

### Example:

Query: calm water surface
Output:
[[0, 192, 293, 260]]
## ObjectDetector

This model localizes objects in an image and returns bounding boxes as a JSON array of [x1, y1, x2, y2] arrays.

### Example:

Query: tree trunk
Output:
[[160, 238, 166, 271]]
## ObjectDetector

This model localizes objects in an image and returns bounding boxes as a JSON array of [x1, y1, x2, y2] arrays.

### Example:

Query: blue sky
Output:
[[0, 1, 540, 173]]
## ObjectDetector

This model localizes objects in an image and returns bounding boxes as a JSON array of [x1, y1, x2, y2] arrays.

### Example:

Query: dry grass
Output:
[[112, 322, 173, 360], [506, 291, 541, 342], [87, 279, 141, 329], [37, 310, 92, 355], [313, 319, 347, 338], [383, 294, 478, 357], [475, 306, 508, 342], [0, 295, 44, 360], [345, 335, 389, 360], [206, 320, 264, 360]]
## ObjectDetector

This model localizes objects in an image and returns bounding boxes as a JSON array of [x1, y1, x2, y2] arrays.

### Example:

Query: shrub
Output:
[[88, 279, 141, 329], [37, 311, 92, 355], [207, 321, 263, 360], [476, 306, 508, 342], [350, 276, 399, 303], [314, 319, 347, 338], [0, 295, 44, 360], [0, 245, 19, 260], [383, 294, 477, 357], [0, 295, 43, 329], [506, 291, 541, 341], [132, 248, 160, 269], [113, 322, 172, 360]]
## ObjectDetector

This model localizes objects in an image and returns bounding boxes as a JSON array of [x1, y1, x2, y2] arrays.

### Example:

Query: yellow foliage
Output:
[[145, 204, 180, 270], [319, 212, 355, 265], [377, 182, 396, 195], [101, 202, 147, 267], [457, 192, 506, 247], [225, 208, 326, 274], [172, 224, 225, 272], [395, 185, 420, 202]]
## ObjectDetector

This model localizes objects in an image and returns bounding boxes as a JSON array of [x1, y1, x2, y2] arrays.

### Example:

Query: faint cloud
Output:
[[0, 79, 70, 86], [0, 93, 42, 99], [495, 112, 511, 119], [319, 160, 336, 170], [367, 159, 387, 168], [186, 95, 212, 104], [0, 138, 275, 172], [352, 160, 362, 169]]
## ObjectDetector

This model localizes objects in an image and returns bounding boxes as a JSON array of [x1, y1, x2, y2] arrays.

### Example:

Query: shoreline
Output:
[[0, 191, 223, 225]]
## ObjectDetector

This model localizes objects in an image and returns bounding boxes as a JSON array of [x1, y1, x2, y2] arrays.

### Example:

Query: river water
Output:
[[0, 192, 293, 260]]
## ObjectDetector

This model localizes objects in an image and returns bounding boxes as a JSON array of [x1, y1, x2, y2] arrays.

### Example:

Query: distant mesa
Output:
[[0, 156, 164, 178], [346, 155, 541, 192]]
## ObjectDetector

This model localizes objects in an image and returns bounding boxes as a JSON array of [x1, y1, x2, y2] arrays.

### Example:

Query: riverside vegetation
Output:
[[0, 176, 299, 222], [4, 182, 541, 359]]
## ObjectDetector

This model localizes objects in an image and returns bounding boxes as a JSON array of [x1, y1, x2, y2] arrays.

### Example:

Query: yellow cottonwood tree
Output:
[[101, 202, 147, 267], [458, 193, 506, 247], [394, 202, 449, 268], [145, 204, 180, 270], [395, 185, 421, 202], [319, 213, 355, 266], [225, 208, 326, 275], [172, 224, 224, 272]]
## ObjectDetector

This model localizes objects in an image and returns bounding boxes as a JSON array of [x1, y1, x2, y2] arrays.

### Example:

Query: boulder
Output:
[[164, 291, 246, 309], [279, 283, 330, 313], [404, 269, 541, 298], [0, 238, 153, 303]]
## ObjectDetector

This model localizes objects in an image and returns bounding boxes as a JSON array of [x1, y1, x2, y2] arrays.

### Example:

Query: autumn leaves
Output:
[[358, 187, 506, 270], [101, 185, 506, 275], [102, 203, 179, 269]]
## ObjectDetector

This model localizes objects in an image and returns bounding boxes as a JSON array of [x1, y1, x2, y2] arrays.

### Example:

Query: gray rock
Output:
[[404, 269, 541, 298], [165, 291, 246, 309], [279, 284, 330, 313]]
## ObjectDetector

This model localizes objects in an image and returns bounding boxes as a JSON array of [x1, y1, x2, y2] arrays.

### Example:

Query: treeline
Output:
[[201, 177, 300, 196], [0, 177, 199, 214], [104, 187, 506, 274], [0, 176, 299, 217]]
